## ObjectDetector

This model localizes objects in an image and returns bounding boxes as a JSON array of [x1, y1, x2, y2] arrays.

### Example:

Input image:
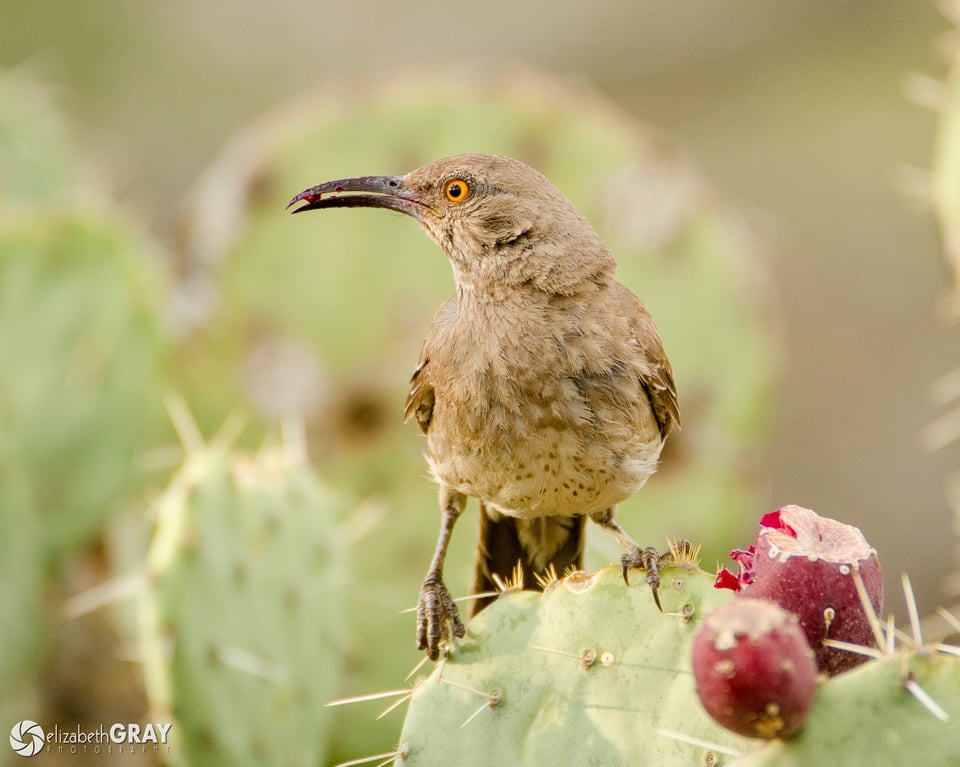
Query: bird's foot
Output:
[[621, 546, 664, 609], [621, 540, 694, 611], [416, 573, 465, 660]]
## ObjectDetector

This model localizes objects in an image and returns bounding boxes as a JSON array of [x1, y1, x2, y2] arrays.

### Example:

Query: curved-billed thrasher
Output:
[[289, 154, 679, 660]]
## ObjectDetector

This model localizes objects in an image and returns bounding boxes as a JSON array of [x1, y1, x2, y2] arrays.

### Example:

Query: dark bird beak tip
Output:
[[286, 190, 319, 213]]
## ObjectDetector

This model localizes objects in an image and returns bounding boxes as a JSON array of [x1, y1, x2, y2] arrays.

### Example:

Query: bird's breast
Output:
[[423, 339, 664, 517]]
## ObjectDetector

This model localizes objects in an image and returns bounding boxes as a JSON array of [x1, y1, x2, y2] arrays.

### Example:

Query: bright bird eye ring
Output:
[[443, 178, 469, 202]]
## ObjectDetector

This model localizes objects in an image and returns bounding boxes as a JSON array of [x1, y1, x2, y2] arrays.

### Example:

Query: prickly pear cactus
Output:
[[177, 71, 778, 756], [0, 209, 167, 734], [0, 478, 44, 737], [392, 564, 960, 767], [394, 565, 746, 766], [734, 650, 960, 766], [0, 71, 82, 205], [138, 438, 349, 767], [1, 212, 168, 554]]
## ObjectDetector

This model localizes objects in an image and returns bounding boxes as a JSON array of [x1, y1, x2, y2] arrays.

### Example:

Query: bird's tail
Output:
[[470, 504, 586, 615]]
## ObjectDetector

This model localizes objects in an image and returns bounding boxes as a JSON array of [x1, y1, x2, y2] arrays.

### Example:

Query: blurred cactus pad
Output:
[[0, 73, 83, 204], [0, 69, 168, 734], [176, 70, 777, 756], [138, 436, 350, 767]]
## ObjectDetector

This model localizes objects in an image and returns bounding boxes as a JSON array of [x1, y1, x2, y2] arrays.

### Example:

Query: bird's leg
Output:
[[590, 507, 666, 611], [417, 487, 467, 660]]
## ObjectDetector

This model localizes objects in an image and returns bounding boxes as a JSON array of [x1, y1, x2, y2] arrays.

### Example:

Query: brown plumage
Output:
[[290, 154, 678, 660]]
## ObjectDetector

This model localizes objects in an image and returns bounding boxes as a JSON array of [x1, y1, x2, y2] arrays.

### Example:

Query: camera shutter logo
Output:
[[10, 721, 44, 758]]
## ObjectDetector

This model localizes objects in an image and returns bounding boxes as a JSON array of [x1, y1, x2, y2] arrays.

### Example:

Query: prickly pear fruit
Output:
[[716, 505, 882, 675], [692, 599, 817, 739]]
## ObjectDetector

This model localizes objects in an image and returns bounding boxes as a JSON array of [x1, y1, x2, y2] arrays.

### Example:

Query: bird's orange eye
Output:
[[443, 178, 469, 203]]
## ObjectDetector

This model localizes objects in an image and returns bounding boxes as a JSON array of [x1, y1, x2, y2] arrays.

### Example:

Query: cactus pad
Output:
[[395, 564, 745, 766], [138, 440, 349, 767]]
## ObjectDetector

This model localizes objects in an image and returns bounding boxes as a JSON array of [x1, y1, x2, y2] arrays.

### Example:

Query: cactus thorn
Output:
[[902, 671, 951, 722], [164, 393, 205, 452], [377, 693, 414, 721], [852, 567, 888, 654], [460, 689, 502, 729], [821, 638, 885, 661], [491, 561, 526, 594], [333, 745, 410, 767], [404, 654, 434, 682], [937, 606, 960, 634], [887, 614, 899, 655], [667, 537, 701, 568], [438, 674, 494, 701], [534, 563, 560, 590], [62, 572, 149, 619], [656, 729, 743, 758], [325, 689, 413, 709], [214, 643, 287, 683], [532, 644, 601, 670], [667, 603, 696, 622], [936, 642, 960, 657], [900, 573, 925, 650]]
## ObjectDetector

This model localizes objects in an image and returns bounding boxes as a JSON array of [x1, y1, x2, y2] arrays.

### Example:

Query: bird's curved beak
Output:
[[286, 175, 437, 220]]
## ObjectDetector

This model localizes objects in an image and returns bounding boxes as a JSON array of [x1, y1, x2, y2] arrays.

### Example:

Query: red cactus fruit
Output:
[[715, 505, 883, 675], [692, 599, 817, 739]]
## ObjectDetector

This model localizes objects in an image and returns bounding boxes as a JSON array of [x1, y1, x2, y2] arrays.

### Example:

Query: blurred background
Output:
[[2, 1, 959, 765]]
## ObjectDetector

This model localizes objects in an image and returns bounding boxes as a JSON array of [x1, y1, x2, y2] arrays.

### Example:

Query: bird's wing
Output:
[[404, 353, 435, 434], [622, 286, 680, 439], [403, 296, 457, 434], [642, 356, 680, 439]]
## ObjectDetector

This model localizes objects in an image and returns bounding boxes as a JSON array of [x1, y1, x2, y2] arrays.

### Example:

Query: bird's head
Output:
[[288, 153, 615, 296]]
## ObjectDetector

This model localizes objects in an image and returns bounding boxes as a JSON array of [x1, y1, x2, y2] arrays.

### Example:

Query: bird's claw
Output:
[[416, 574, 465, 660], [621, 545, 667, 611]]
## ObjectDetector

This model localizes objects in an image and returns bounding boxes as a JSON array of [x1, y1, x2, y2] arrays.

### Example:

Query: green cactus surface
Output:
[[0, 212, 167, 562], [0, 71, 169, 758], [393, 564, 960, 767], [394, 564, 746, 766], [0, 72, 81, 205], [0, 484, 43, 736], [0, 210, 166, 740], [138, 439, 349, 767], [734, 649, 960, 766]]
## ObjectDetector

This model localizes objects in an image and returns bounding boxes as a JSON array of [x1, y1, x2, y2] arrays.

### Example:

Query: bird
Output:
[[288, 154, 679, 660]]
